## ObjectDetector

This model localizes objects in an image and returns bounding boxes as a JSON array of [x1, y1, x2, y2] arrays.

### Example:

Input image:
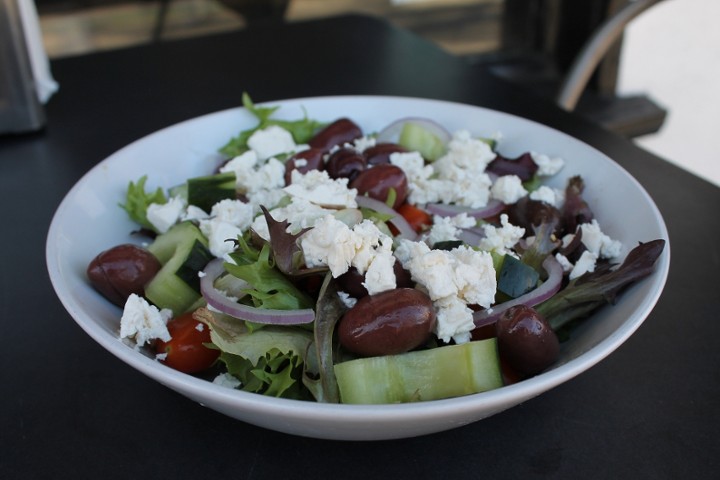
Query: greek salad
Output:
[[86, 94, 665, 404]]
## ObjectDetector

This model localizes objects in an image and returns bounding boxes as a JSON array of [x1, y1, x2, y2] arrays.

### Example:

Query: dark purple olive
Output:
[[349, 164, 408, 209], [363, 143, 407, 166], [87, 244, 162, 307], [495, 304, 559, 376], [337, 259, 413, 299], [284, 148, 325, 184], [338, 288, 436, 357], [308, 118, 363, 152], [325, 148, 367, 180]]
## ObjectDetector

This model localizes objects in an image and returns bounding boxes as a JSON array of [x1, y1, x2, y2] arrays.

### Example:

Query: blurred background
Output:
[[33, 0, 720, 186]]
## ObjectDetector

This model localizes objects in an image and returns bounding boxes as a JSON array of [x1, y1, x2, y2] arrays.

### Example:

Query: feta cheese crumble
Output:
[[147, 195, 186, 233], [394, 239, 496, 343], [390, 130, 495, 208], [530, 151, 565, 176], [283, 170, 357, 208], [247, 125, 298, 160], [120, 294, 172, 348], [478, 214, 525, 256], [423, 213, 476, 246], [490, 175, 528, 204], [300, 216, 396, 294]]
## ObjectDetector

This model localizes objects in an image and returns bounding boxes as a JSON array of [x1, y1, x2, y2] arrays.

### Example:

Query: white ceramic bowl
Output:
[[46, 96, 670, 440]]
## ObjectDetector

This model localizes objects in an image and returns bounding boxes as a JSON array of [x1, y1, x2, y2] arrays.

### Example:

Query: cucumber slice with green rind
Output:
[[145, 221, 212, 315], [334, 339, 503, 404], [398, 122, 446, 161]]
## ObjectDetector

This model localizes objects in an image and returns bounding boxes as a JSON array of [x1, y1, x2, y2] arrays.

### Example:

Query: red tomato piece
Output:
[[397, 203, 433, 233], [155, 311, 219, 374]]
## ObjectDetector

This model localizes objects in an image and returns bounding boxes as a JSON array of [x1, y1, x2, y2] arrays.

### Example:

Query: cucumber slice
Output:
[[187, 172, 236, 212], [145, 221, 213, 315], [334, 339, 503, 404], [498, 254, 540, 298], [398, 122, 446, 161]]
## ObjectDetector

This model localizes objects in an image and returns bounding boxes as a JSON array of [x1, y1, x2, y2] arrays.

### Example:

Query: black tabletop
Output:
[[2, 14, 718, 479]]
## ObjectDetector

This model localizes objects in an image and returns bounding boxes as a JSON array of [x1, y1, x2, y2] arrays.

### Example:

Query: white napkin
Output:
[[17, 0, 58, 103]]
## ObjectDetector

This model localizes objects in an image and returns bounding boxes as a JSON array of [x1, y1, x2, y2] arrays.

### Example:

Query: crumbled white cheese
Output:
[[198, 199, 254, 258], [350, 135, 377, 153], [209, 199, 254, 227], [284, 169, 357, 208], [250, 196, 334, 241], [301, 216, 396, 295], [120, 294, 172, 348], [434, 295, 475, 344], [212, 373, 242, 389], [147, 195, 186, 233], [491, 175, 528, 204], [436, 130, 496, 172], [301, 214, 357, 275], [395, 239, 496, 343], [555, 252, 574, 273], [579, 219, 623, 259], [337, 291, 358, 309], [247, 125, 298, 160], [181, 205, 210, 222], [570, 250, 597, 280], [362, 251, 397, 295], [390, 135, 494, 209], [423, 213, 476, 246], [529, 185, 564, 208], [200, 219, 244, 258], [478, 214, 525, 256], [530, 151, 565, 176]]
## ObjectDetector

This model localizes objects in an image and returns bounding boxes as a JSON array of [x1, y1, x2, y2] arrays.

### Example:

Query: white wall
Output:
[[617, 0, 720, 187]]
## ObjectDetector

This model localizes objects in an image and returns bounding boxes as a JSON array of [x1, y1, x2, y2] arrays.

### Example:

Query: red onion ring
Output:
[[425, 199, 505, 219], [355, 195, 418, 241], [472, 255, 563, 328], [200, 258, 315, 325], [376, 117, 451, 145], [457, 227, 485, 247]]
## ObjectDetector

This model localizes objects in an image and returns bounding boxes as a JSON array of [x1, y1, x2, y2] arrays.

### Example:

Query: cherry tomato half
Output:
[[397, 203, 433, 233], [155, 311, 219, 374]]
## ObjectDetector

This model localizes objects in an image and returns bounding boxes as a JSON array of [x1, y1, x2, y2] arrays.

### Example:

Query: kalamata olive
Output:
[[363, 143, 407, 166], [337, 259, 413, 299], [284, 147, 325, 184], [495, 304, 559, 377], [349, 164, 408, 209], [338, 288, 436, 357], [308, 118, 363, 152], [325, 148, 367, 180], [87, 244, 162, 307]]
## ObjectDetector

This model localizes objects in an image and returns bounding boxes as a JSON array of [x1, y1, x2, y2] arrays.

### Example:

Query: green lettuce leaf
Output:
[[224, 235, 314, 310], [199, 307, 315, 400], [119, 175, 166, 231], [219, 93, 326, 158]]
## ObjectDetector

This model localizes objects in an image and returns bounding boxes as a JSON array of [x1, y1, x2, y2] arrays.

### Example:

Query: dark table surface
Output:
[[2, 14, 718, 479]]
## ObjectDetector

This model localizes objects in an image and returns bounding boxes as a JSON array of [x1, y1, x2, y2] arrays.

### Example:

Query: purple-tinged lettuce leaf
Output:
[[536, 239, 666, 331]]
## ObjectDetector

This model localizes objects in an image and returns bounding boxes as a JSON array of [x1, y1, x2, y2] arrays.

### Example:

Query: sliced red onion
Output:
[[473, 255, 563, 328], [355, 195, 418, 241], [376, 117, 451, 145], [200, 258, 315, 325], [457, 227, 485, 247], [425, 199, 505, 219]]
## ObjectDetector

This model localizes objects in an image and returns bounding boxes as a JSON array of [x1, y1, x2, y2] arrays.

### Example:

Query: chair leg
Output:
[[153, 0, 172, 42]]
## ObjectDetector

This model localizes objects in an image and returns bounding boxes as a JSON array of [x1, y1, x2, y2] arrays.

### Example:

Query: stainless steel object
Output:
[[0, 0, 46, 133]]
